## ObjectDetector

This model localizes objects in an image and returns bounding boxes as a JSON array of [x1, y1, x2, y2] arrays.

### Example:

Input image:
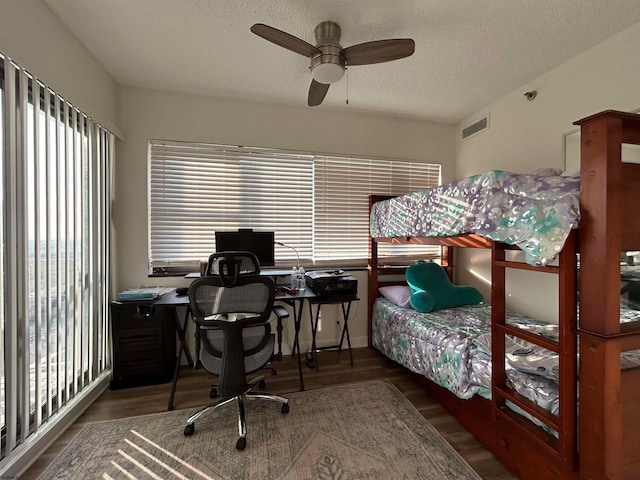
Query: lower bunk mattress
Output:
[[371, 298, 562, 415], [372, 298, 640, 419]]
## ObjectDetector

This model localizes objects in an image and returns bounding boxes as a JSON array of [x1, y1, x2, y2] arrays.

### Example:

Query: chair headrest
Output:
[[206, 251, 261, 287]]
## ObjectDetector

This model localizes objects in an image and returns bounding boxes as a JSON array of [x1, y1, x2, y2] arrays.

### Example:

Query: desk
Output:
[[307, 296, 358, 369], [154, 291, 194, 410], [275, 289, 316, 391], [156, 288, 313, 409], [155, 281, 356, 408]]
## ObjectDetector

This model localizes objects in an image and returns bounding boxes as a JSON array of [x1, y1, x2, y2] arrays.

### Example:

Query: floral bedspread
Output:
[[371, 299, 560, 414], [370, 170, 580, 266]]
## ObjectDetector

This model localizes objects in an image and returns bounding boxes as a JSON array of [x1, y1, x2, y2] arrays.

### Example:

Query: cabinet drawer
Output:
[[116, 351, 165, 372], [111, 302, 164, 330], [115, 328, 162, 351]]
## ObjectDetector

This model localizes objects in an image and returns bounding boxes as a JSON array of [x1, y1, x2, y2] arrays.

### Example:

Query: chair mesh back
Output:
[[191, 281, 272, 324], [199, 324, 271, 374]]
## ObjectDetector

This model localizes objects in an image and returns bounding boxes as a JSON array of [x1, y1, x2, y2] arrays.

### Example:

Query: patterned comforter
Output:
[[370, 170, 580, 266], [371, 299, 560, 415], [372, 298, 640, 420]]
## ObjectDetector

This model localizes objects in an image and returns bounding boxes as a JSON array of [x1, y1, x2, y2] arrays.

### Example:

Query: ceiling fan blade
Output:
[[343, 39, 415, 66], [308, 80, 330, 106], [250, 23, 320, 58]]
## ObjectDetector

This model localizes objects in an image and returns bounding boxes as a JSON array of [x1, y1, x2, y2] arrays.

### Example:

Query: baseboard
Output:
[[0, 371, 111, 478]]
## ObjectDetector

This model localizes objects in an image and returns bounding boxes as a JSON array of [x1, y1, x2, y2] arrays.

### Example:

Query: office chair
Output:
[[202, 251, 284, 398], [184, 252, 289, 450]]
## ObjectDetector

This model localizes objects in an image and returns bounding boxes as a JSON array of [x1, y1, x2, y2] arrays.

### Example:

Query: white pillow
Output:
[[378, 285, 412, 309]]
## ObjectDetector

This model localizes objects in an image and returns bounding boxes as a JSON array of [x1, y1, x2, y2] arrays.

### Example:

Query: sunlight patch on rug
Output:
[[38, 380, 481, 479]]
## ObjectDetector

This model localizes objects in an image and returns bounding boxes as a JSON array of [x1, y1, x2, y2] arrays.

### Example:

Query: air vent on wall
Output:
[[461, 115, 489, 140]]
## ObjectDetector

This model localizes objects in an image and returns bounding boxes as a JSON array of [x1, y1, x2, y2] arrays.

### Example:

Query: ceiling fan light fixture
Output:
[[251, 20, 415, 106], [311, 62, 345, 84]]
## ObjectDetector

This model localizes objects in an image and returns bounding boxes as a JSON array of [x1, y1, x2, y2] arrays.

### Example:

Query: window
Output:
[[0, 53, 112, 463], [148, 141, 314, 274], [148, 140, 441, 274], [314, 155, 441, 263]]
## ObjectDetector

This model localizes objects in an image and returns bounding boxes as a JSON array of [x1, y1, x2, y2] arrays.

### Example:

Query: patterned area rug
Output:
[[38, 380, 481, 479]]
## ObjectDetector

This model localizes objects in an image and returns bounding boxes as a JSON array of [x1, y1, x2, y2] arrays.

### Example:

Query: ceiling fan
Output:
[[250, 21, 415, 107]]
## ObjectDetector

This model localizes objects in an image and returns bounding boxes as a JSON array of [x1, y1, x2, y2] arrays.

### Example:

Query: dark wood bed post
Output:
[[368, 195, 388, 348], [442, 245, 454, 281], [575, 110, 640, 479]]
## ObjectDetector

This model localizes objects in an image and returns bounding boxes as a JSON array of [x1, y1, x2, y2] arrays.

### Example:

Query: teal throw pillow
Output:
[[406, 260, 483, 313]]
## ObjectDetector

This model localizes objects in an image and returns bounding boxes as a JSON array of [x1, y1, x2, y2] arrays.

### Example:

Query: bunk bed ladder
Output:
[[491, 232, 578, 473]]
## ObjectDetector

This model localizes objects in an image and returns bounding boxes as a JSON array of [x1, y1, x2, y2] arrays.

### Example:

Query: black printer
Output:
[[305, 270, 358, 301]]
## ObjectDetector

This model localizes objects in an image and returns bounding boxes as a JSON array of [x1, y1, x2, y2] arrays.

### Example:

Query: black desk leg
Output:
[[168, 306, 194, 411], [308, 300, 354, 369], [308, 302, 321, 370], [194, 324, 202, 369], [285, 299, 306, 391], [290, 311, 299, 358], [276, 316, 283, 361], [294, 300, 306, 390], [339, 301, 354, 366]]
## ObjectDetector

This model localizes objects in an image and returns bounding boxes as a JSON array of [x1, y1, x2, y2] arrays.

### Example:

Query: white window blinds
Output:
[[314, 155, 441, 264], [148, 140, 314, 274], [148, 140, 442, 273]]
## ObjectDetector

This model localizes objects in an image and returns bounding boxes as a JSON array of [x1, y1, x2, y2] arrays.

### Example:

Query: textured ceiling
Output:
[[45, 0, 640, 123]]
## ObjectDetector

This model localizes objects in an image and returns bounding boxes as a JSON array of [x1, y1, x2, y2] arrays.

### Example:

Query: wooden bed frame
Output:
[[367, 110, 640, 479]]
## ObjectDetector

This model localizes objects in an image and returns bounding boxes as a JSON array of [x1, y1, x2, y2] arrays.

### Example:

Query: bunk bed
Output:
[[367, 110, 640, 480]]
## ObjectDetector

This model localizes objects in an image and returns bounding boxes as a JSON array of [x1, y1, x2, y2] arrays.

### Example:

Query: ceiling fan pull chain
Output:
[[346, 67, 349, 105]]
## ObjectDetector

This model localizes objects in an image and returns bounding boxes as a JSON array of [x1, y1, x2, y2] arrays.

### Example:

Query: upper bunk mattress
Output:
[[370, 170, 580, 265]]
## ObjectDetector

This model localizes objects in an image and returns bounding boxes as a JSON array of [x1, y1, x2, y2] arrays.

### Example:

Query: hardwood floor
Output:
[[21, 347, 517, 479]]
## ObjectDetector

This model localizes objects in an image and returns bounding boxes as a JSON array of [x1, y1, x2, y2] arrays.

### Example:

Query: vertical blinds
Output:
[[148, 140, 441, 272], [1, 52, 112, 467]]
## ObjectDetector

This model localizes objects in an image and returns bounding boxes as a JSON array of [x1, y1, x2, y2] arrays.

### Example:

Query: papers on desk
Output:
[[116, 286, 174, 302]]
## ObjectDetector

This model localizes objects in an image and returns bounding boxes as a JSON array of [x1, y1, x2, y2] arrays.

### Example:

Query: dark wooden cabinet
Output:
[[110, 301, 176, 389]]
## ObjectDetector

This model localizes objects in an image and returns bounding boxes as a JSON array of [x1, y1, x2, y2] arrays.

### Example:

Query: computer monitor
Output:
[[215, 230, 275, 267]]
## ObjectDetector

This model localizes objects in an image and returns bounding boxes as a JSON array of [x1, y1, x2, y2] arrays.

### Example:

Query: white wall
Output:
[[455, 20, 640, 323], [0, 0, 119, 134], [114, 85, 457, 351]]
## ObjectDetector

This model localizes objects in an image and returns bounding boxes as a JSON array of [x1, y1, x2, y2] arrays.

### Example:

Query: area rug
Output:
[[38, 380, 481, 479]]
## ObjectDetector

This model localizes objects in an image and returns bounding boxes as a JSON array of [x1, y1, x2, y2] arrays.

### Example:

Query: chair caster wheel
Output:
[[209, 388, 218, 398], [184, 423, 195, 436], [259, 379, 266, 389], [270, 368, 277, 375], [281, 403, 290, 414], [236, 437, 246, 450]]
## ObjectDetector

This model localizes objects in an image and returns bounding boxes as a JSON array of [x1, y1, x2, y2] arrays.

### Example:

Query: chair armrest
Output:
[[272, 305, 289, 320]]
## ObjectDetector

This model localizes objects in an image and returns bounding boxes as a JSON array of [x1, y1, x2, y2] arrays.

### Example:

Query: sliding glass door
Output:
[[0, 52, 112, 465]]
